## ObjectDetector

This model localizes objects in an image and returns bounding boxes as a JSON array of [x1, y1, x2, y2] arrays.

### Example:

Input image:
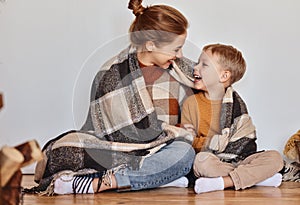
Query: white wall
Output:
[[1, 0, 299, 173]]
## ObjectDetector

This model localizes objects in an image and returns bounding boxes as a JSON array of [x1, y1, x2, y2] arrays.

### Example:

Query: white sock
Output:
[[160, 177, 189, 188], [256, 173, 282, 187], [194, 177, 224, 194], [54, 174, 94, 195]]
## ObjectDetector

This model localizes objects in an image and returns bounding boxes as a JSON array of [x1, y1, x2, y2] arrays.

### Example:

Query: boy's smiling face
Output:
[[193, 49, 223, 90], [193, 49, 227, 99]]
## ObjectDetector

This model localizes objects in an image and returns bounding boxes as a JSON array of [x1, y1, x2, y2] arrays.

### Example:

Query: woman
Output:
[[27, 0, 196, 195]]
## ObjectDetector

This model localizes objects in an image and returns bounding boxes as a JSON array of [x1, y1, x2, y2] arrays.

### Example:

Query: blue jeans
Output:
[[114, 140, 195, 191]]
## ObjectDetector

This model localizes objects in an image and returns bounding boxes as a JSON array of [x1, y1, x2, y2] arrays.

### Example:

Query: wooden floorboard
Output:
[[21, 175, 300, 205]]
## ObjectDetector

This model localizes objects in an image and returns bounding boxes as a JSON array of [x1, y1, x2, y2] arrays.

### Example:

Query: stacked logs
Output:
[[0, 141, 43, 205]]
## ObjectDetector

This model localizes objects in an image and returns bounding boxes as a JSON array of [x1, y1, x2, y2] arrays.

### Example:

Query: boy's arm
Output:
[[179, 99, 196, 136], [181, 96, 196, 125], [181, 96, 210, 152], [181, 101, 192, 125]]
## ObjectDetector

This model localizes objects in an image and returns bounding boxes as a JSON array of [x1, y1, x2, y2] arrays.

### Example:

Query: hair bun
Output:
[[128, 0, 145, 16]]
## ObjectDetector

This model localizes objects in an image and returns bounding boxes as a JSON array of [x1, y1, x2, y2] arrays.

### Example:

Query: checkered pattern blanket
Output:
[[30, 46, 196, 191], [81, 46, 195, 144], [207, 87, 258, 163]]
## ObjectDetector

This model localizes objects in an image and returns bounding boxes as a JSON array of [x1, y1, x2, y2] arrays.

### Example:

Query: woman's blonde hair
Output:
[[128, 0, 188, 47]]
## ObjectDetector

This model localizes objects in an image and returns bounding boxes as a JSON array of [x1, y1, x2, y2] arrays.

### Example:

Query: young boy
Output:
[[181, 43, 284, 194]]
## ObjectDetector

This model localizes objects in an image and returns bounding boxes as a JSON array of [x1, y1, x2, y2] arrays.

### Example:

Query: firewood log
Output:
[[1, 170, 22, 205], [0, 147, 24, 187], [15, 140, 43, 168]]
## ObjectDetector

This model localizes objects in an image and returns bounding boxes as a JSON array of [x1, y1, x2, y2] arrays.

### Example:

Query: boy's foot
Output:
[[256, 173, 282, 187], [194, 177, 224, 194]]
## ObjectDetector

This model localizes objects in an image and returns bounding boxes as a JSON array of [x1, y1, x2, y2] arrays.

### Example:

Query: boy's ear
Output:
[[220, 70, 231, 83], [145, 41, 155, 52]]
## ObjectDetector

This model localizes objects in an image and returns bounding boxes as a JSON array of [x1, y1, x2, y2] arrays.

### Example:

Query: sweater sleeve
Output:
[[181, 96, 195, 125], [181, 95, 207, 152]]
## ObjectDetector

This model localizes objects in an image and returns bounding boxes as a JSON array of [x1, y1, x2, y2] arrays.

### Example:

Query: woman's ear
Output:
[[220, 70, 231, 83], [145, 41, 155, 52]]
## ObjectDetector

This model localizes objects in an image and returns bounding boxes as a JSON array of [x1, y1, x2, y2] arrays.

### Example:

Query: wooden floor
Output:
[[21, 175, 300, 205]]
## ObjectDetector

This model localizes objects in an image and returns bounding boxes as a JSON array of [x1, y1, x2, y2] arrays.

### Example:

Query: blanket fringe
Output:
[[38, 170, 75, 196]]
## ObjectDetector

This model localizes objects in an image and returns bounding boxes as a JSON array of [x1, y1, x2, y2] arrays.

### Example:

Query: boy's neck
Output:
[[204, 86, 226, 101]]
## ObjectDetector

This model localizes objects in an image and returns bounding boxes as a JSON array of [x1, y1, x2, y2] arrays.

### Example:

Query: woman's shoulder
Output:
[[94, 48, 137, 81]]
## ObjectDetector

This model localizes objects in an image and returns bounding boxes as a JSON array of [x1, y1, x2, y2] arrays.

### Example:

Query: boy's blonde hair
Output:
[[203, 44, 246, 84]]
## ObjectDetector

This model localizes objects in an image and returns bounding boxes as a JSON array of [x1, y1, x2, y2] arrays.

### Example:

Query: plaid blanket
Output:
[[30, 46, 195, 193], [81, 46, 195, 140], [207, 87, 258, 163]]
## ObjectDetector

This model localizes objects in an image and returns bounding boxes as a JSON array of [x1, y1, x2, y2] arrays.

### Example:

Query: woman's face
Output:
[[150, 33, 187, 69]]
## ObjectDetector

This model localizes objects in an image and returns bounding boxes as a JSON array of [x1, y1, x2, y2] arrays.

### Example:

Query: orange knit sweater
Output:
[[181, 92, 222, 153]]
